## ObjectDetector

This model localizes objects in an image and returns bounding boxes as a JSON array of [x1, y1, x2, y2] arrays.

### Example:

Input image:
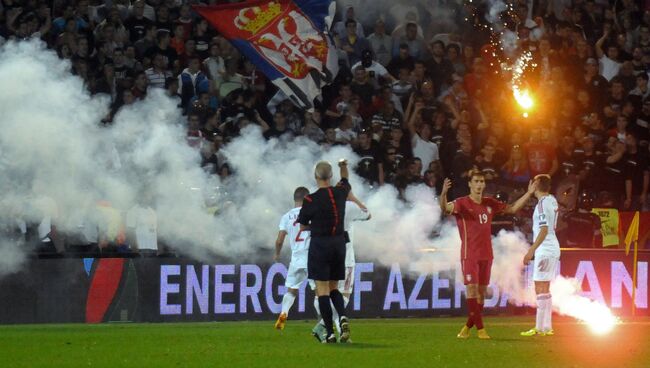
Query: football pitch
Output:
[[0, 316, 648, 368]]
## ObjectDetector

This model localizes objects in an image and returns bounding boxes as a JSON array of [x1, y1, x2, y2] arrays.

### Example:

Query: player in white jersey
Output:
[[274, 187, 311, 330], [311, 199, 370, 341], [521, 174, 560, 336]]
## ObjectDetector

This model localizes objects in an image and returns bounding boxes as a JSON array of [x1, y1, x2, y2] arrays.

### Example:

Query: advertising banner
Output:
[[0, 249, 647, 324]]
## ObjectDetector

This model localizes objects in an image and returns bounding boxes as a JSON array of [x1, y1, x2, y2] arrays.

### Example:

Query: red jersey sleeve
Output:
[[484, 197, 508, 215], [452, 197, 467, 215]]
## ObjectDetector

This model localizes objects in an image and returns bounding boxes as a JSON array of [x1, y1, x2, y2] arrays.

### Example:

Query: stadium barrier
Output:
[[0, 249, 647, 324]]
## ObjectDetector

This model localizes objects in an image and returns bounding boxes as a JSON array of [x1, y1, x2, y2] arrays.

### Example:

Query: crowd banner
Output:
[[592, 208, 619, 247], [0, 249, 648, 324]]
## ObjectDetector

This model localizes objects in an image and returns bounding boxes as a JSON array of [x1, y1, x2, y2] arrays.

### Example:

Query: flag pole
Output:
[[632, 238, 638, 317]]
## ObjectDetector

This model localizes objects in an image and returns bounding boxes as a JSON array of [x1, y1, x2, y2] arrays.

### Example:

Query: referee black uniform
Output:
[[298, 177, 351, 281], [298, 176, 351, 342]]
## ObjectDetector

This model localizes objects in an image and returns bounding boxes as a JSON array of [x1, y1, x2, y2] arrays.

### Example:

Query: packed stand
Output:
[[1, 0, 648, 254]]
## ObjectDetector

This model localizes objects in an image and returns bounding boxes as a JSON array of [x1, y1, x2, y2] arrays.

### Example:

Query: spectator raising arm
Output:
[[595, 29, 609, 59]]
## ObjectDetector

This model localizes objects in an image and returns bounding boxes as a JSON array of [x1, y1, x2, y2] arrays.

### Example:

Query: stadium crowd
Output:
[[1, 0, 649, 253]]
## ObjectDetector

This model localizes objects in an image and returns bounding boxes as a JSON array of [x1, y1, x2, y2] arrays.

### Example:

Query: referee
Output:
[[298, 160, 352, 343]]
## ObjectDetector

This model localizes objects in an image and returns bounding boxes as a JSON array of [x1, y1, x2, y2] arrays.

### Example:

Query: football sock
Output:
[[332, 303, 341, 332], [330, 289, 347, 321], [468, 298, 484, 329], [318, 296, 334, 335], [466, 298, 476, 328], [536, 294, 551, 331], [467, 301, 484, 328], [280, 292, 296, 315], [544, 295, 553, 331]]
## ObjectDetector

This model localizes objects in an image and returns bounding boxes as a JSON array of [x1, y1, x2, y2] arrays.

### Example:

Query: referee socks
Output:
[[318, 296, 334, 336], [330, 289, 347, 322]]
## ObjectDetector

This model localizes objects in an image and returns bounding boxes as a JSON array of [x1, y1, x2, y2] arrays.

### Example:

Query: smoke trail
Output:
[[551, 276, 619, 334]]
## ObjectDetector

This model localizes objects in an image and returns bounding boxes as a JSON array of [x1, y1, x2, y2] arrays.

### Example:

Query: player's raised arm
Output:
[[504, 179, 536, 214], [347, 191, 367, 212], [439, 178, 455, 214], [338, 159, 349, 179], [274, 230, 287, 261]]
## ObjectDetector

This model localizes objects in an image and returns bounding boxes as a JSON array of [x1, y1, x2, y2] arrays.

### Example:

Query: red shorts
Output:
[[461, 259, 492, 285]]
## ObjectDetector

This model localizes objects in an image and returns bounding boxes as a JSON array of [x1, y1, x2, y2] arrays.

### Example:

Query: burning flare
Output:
[[513, 87, 533, 110], [551, 277, 620, 335]]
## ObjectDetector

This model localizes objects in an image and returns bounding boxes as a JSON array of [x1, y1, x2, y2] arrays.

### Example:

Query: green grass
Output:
[[0, 316, 648, 368]]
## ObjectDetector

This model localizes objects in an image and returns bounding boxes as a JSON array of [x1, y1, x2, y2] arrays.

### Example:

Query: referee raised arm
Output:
[[298, 160, 353, 343]]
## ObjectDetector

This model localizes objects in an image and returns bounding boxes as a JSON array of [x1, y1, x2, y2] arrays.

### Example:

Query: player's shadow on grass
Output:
[[491, 338, 537, 343], [330, 342, 390, 349]]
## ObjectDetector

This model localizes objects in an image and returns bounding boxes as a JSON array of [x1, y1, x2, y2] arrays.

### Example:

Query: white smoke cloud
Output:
[[0, 41, 617, 328], [0, 39, 453, 271], [0, 240, 26, 277], [0, 39, 538, 298]]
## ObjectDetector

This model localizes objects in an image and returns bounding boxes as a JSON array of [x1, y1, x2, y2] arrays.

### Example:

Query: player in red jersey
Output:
[[440, 169, 536, 339]]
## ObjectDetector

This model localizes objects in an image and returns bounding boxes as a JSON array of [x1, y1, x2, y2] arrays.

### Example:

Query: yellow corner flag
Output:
[[624, 211, 640, 316], [624, 211, 640, 256]]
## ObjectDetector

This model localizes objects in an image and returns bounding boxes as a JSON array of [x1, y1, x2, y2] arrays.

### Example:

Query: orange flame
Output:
[[513, 87, 534, 110]]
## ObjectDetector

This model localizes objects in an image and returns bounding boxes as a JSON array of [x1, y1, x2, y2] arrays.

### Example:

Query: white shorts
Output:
[[533, 254, 559, 282], [307, 265, 355, 294], [285, 262, 308, 289]]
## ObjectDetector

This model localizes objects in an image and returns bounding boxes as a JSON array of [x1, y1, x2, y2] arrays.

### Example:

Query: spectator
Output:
[[560, 192, 602, 248], [335, 114, 357, 145], [447, 43, 466, 76], [525, 127, 559, 177], [134, 24, 157, 59], [387, 43, 415, 78], [367, 18, 392, 66], [595, 29, 622, 81], [218, 58, 245, 97], [145, 30, 178, 72], [264, 110, 293, 140], [629, 73, 649, 100], [333, 6, 365, 39], [354, 130, 384, 186], [339, 19, 370, 66], [424, 40, 454, 96], [392, 21, 426, 60], [303, 109, 325, 143], [131, 71, 148, 100], [407, 105, 439, 176], [178, 56, 208, 110], [146, 52, 173, 89], [623, 133, 649, 210], [204, 43, 226, 85], [371, 101, 402, 133], [351, 50, 395, 88], [502, 145, 531, 185], [124, 0, 151, 43]]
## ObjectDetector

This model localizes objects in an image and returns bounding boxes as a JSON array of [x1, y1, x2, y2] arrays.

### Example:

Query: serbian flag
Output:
[[194, 0, 338, 108]]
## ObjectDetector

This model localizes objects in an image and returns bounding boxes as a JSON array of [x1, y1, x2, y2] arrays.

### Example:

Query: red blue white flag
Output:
[[194, 0, 338, 108]]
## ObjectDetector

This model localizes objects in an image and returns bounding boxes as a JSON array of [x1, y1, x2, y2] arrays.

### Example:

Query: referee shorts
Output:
[[308, 235, 346, 281]]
